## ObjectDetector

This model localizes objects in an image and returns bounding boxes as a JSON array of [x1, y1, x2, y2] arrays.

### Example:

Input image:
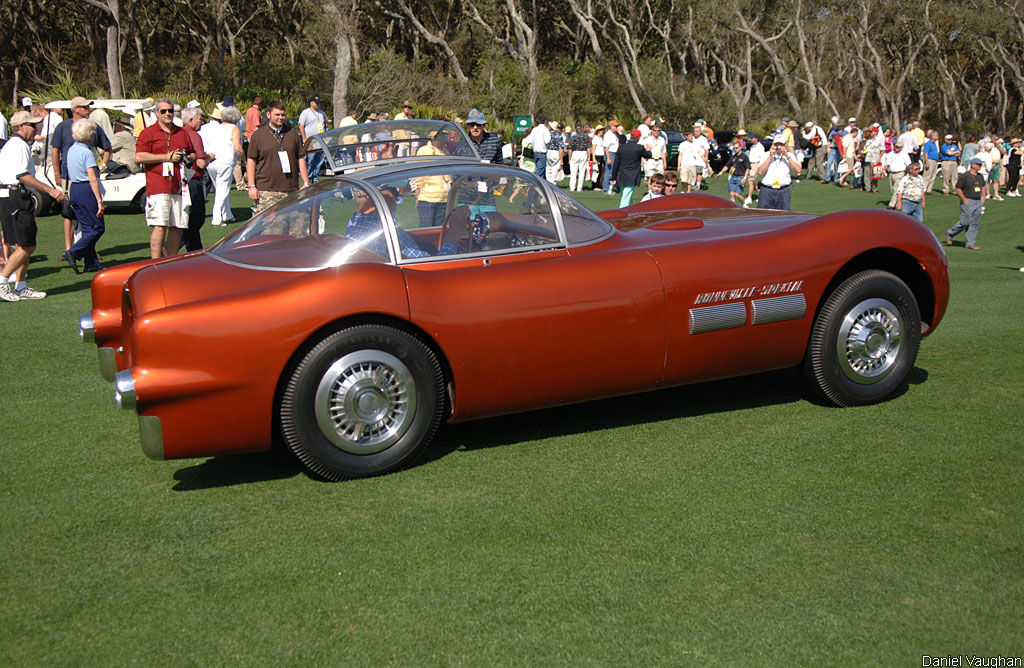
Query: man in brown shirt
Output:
[[246, 100, 308, 214]]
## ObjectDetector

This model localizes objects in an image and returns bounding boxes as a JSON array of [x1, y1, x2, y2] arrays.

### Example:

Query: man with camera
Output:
[[755, 135, 802, 210], [0, 111, 66, 302], [136, 97, 201, 258]]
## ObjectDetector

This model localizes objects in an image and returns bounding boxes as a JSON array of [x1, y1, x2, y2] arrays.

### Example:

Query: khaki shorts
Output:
[[680, 165, 698, 185], [145, 192, 186, 229], [253, 190, 291, 214]]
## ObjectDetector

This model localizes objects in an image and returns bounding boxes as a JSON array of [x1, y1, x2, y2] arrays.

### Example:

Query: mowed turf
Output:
[[1, 173, 1022, 666]]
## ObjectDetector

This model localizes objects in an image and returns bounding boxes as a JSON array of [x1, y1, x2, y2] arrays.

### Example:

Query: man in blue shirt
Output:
[[922, 130, 941, 194], [939, 134, 961, 195]]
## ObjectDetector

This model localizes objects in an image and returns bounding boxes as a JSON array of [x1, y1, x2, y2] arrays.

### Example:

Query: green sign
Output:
[[513, 115, 532, 133]]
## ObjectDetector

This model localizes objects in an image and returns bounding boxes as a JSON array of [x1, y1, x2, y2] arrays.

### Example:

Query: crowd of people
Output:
[[2, 94, 1023, 303], [521, 113, 1023, 251]]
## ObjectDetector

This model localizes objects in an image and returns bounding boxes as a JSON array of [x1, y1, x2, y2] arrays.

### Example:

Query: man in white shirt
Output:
[[527, 115, 551, 179], [637, 115, 654, 139], [690, 123, 710, 190], [755, 136, 801, 210], [0, 111, 66, 301], [802, 121, 827, 181], [602, 120, 620, 194], [676, 129, 702, 193], [642, 126, 667, 179], [883, 141, 913, 208], [746, 133, 767, 205], [897, 125, 918, 157]]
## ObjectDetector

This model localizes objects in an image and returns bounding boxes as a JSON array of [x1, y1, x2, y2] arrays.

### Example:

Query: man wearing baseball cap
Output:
[[298, 95, 329, 183], [945, 156, 987, 250], [939, 134, 961, 195], [0, 111, 67, 301]]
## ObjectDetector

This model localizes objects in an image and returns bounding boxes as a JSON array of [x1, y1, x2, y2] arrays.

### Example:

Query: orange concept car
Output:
[[79, 120, 949, 480]]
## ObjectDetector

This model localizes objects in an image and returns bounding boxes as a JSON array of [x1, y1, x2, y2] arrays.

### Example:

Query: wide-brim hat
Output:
[[736, 129, 747, 136], [548, 120, 559, 130], [466, 108, 487, 125], [1011, 137, 1022, 145], [402, 100, 414, 108], [211, 105, 223, 120], [787, 120, 798, 128]]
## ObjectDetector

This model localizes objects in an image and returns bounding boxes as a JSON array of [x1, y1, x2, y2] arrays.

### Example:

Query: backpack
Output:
[[809, 133, 822, 148]]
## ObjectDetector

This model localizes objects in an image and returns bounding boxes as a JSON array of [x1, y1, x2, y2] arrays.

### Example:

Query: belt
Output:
[[767, 184, 790, 190]]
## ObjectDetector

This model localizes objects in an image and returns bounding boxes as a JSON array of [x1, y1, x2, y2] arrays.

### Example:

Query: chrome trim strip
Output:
[[114, 370, 136, 410], [751, 293, 807, 326], [689, 302, 747, 334], [98, 347, 117, 382], [138, 415, 165, 460], [79, 313, 94, 343]]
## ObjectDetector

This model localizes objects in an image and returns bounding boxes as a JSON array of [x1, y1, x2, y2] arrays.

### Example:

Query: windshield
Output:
[[310, 120, 479, 172], [208, 181, 393, 270]]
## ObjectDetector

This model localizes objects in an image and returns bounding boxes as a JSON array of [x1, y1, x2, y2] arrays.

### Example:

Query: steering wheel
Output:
[[438, 205, 471, 253]]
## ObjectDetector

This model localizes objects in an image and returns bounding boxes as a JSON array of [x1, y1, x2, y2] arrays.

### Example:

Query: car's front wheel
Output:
[[280, 325, 445, 480], [805, 270, 921, 406]]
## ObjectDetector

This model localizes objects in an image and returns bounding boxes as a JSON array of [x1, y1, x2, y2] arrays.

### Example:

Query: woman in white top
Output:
[[200, 107, 244, 226]]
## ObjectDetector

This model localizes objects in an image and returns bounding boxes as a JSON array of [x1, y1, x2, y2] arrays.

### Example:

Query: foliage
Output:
[[2, 0, 1022, 135]]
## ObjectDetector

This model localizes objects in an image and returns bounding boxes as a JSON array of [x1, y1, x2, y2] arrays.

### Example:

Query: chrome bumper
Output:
[[79, 312, 95, 343], [114, 369, 136, 410]]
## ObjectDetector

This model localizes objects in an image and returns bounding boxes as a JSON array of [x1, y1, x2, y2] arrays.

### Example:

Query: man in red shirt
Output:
[[244, 97, 263, 141], [135, 98, 199, 258]]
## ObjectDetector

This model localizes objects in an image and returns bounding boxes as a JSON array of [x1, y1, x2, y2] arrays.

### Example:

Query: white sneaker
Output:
[[0, 282, 20, 302], [16, 286, 46, 300], [994, 196, 1004, 201], [744, 197, 752, 206]]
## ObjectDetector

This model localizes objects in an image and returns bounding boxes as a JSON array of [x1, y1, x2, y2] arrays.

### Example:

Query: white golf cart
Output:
[[31, 99, 151, 217]]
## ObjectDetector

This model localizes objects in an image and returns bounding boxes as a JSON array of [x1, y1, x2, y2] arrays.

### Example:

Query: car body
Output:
[[80, 119, 950, 480], [31, 99, 149, 216]]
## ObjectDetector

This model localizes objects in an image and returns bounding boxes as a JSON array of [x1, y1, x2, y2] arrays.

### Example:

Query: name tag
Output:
[[0, 188, 8, 198], [974, 186, 981, 192], [278, 151, 291, 174], [162, 162, 174, 177]]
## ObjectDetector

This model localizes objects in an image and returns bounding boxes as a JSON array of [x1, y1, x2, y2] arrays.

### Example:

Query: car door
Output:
[[385, 168, 666, 422]]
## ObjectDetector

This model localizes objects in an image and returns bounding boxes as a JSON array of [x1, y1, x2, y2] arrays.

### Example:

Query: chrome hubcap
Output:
[[837, 298, 903, 384], [314, 350, 417, 454]]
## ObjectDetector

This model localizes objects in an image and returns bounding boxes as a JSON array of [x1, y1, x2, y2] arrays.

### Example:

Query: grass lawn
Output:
[[1, 173, 1022, 665]]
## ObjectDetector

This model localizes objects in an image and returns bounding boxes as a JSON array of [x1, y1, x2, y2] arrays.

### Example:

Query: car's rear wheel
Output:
[[805, 270, 921, 406], [132, 189, 147, 213], [280, 325, 445, 480]]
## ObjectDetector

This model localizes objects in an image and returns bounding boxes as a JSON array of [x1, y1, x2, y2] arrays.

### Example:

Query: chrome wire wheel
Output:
[[314, 350, 418, 454], [836, 298, 903, 384], [805, 270, 921, 407]]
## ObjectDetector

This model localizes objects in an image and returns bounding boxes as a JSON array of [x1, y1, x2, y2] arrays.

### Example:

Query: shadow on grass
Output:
[[168, 365, 931, 487], [100, 242, 151, 256], [427, 367, 812, 460], [171, 448, 302, 491]]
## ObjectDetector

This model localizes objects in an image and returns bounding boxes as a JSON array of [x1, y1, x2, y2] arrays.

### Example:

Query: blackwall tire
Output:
[[805, 270, 921, 407], [280, 325, 445, 480]]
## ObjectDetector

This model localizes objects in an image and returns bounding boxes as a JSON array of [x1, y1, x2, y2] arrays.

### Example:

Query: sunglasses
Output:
[[467, 123, 482, 128], [665, 183, 678, 188], [158, 108, 174, 114]]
